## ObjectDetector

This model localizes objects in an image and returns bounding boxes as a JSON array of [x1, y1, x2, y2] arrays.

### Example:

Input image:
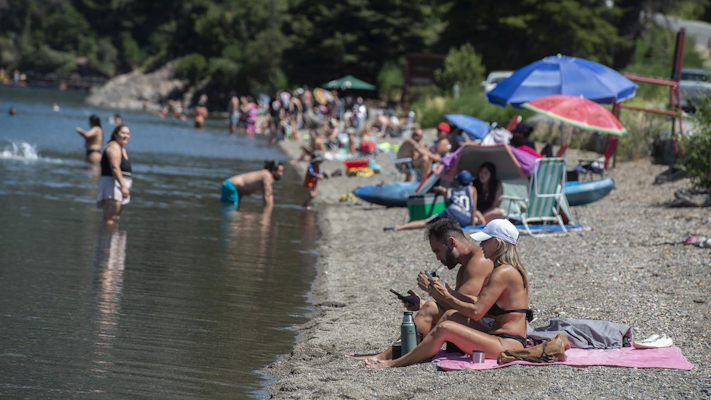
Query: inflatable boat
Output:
[[353, 178, 614, 208], [563, 178, 615, 206]]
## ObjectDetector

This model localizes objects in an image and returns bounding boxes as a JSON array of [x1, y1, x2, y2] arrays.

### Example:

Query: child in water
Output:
[[303, 151, 325, 209]]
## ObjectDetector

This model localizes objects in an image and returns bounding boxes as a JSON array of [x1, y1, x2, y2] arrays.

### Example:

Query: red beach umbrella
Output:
[[521, 94, 627, 136]]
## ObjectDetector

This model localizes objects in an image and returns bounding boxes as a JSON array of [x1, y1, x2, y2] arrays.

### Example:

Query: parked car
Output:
[[679, 68, 711, 112], [481, 71, 513, 93]]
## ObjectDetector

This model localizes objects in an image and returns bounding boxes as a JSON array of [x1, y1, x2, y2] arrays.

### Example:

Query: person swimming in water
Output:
[[76, 114, 104, 164]]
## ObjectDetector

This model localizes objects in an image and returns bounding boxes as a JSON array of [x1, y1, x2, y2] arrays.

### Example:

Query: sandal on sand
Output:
[[633, 334, 673, 349], [684, 236, 699, 244]]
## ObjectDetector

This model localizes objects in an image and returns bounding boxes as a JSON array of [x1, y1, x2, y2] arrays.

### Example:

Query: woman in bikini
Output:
[[368, 218, 530, 368], [96, 125, 132, 225], [76, 114, 103, 164]]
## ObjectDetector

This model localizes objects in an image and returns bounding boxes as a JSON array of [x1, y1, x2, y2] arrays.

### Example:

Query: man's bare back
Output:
[[228, 170, 272, 196]]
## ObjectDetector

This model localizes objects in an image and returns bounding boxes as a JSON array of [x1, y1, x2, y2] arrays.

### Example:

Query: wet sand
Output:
[[267, 136, 710, 398]]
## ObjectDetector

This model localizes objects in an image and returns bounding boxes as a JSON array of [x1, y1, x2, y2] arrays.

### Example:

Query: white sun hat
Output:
[[469, 219, 519, 245]]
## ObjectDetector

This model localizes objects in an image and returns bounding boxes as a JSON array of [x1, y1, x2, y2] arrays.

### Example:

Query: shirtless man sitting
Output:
[[396, 127, 440, 181], [349, 218, 493, 361], [221, 161, 284, 209]]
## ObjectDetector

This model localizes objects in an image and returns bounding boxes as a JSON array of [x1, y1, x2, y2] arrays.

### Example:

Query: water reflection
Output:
[[91, 228, 127, 377], [220, 206, 275, 272]]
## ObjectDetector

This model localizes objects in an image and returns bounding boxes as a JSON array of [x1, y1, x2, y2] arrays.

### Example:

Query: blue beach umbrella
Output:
[[487, 54, 637, 108], [444, 114, 491, 140]]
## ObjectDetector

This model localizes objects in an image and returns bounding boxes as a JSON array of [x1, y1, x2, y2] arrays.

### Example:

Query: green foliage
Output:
[[121, 32, 143, 70], [439, 0, 621, 71], [84, 37, 118, 76], [1, 0, 710, 98], [176, 53, 207, 84], [0, 36, 19, 66], [283, 0, 435, 86], [207, 57, 240, 88], [616, 112, 667, 161], [22, 45, 75, 75], [434, 44, 484, 92], [682, 102, 711, 189], [377, 61, 405, 100], [624, 22, 705, 101], [44, 4, 90, 53], [412, 88, 530, 129], [669, 0, 710, 19]]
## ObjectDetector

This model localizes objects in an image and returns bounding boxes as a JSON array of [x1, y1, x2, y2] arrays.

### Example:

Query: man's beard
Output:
[[444, 245, 458, 269]]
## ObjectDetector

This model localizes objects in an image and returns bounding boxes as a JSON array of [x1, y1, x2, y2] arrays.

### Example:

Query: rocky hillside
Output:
[[86, 62, 187, 110]]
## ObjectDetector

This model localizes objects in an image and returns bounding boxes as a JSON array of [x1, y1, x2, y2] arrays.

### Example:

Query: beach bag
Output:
[[497, 333, 570, 364]]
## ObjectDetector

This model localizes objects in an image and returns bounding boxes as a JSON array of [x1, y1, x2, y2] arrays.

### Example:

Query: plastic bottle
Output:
[[401, 311, 417, 355]]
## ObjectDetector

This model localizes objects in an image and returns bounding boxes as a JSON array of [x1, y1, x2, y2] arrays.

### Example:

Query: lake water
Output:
[[0, 87, 318, 398]]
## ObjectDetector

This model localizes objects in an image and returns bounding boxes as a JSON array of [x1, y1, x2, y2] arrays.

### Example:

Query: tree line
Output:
[[0, 0, 706, 95]]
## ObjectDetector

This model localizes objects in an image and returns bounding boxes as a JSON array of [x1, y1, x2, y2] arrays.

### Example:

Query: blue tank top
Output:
[[444, 185, 473, 226]]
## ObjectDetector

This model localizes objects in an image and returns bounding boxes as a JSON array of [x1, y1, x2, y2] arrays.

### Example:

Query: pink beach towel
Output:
[[432, 346, 693, 371]]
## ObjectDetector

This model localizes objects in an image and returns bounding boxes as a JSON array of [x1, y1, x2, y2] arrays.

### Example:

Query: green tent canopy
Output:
[[322, 75, 376, 91]]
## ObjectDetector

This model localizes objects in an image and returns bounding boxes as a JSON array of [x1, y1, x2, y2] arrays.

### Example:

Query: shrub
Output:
[[682, 101, 711, 189], [434, 44, 485, 93], [377, 61, 405, 101], [22, 45, 75, 74], [175, 53, 207, 84], [412, 89, 530, 129], [207, 57, 240, 88]]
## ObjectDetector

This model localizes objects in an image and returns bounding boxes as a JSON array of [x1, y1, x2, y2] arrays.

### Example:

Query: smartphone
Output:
[[424, 270, 435, 283], [390, 289, 414, 304]]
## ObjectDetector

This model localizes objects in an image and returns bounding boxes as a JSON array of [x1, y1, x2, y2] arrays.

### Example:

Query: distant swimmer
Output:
[[52, 103, 60, 112], [76, 114, 104, 164], [97, 125, 132, 225], [195, 94, 208, 128], [8, 106, 16, 115], [108, 113, 122, 125], [221, 161, 284, 209], [228, 95, 240, 134]]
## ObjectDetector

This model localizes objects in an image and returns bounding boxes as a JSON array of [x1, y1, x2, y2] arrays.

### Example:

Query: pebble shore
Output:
[[265, 138, 710, 399]]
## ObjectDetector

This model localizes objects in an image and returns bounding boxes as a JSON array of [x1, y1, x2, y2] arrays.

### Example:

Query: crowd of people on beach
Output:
[[0, 67, 27, 86], [63, 81, 538, 364]]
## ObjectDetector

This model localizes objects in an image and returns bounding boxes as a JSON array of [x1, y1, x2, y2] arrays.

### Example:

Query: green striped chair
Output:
[[502, 158, 568, 237]]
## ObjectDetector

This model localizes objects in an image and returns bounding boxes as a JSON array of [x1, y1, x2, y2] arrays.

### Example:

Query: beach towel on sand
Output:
[[432, 346, 693, 371], [528, 318, 633, 349]]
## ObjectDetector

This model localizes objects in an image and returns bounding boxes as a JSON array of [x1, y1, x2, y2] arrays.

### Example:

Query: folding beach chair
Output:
[[576, 135, 619, 180], [502, 158, 568, 237], [386, 148, 418, 181]]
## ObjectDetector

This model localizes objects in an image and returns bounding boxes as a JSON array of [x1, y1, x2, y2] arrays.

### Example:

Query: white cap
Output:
[[470, 219, 519, 245]]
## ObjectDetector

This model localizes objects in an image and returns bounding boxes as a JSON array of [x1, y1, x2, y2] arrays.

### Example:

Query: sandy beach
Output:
[[266, 137, 710, 398]]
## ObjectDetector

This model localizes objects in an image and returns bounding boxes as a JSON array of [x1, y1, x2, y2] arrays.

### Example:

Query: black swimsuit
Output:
[[486, 271, 533, 348], [100, 146, 132, 177]]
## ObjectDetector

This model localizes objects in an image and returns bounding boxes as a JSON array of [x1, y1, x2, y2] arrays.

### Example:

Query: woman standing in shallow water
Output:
[[367, 219, 531, 369], [96, 125, 132, 225], [76, 114, 103, 164]]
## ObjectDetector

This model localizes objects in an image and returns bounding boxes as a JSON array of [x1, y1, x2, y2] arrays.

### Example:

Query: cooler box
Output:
[[407, 193, 446, 221], [343, 159, 369, 169]]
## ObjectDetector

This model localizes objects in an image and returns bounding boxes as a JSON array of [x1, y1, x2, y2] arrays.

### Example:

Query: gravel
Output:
[[264, 137, 710, 399]]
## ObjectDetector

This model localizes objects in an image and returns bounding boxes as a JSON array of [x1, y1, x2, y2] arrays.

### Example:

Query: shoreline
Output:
[[265, 140, 709, 398]]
